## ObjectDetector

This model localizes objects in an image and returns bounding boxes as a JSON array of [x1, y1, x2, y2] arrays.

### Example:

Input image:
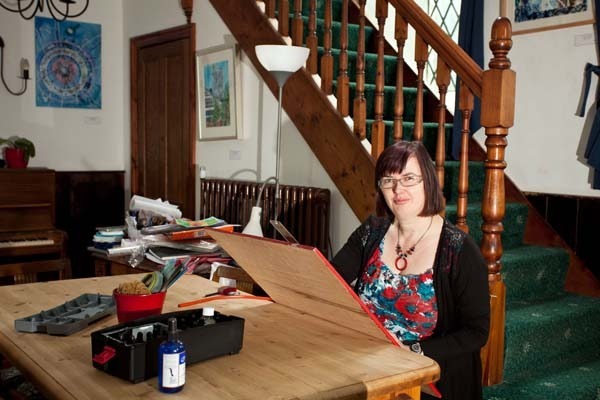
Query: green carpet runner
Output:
[[282, 1, 600, 398]]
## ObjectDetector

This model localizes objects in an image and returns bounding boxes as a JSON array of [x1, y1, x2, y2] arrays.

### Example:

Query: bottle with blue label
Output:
[[158, 317, 186, 393]]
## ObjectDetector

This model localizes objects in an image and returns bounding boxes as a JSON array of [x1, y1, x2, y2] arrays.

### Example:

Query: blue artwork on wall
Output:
[[203, 60, 231, 128], [35, 16, 101, 109], [515, 0, 589, 23]]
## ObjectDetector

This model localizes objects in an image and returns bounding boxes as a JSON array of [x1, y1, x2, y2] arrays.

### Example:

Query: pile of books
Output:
[[140, 217, 237, 268], [92, 226, 126, 250]]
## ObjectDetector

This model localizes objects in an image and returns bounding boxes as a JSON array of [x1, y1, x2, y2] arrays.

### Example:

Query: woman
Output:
[[332, 141, 489, 400]]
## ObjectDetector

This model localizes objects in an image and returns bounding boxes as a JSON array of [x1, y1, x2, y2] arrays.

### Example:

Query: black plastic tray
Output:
[[14, 293, 115, 336], [91, 308, 244, 383]]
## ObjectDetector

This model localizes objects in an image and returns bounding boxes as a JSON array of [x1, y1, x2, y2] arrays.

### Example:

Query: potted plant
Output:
[[0, 136, 36, 168]]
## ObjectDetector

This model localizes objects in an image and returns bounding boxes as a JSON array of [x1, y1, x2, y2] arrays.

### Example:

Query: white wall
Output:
[[3, 1, 598, 253], [480, 1, 598, 197], [123, 0, 358, 253], [366, 0, 599, 197], [0, 2, 124, 171]]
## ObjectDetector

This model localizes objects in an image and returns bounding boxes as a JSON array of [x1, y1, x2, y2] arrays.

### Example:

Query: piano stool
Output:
[[0, 258, 70, 285], [0, 351, 46, 400]]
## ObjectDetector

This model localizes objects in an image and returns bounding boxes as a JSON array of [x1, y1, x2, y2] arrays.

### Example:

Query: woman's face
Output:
[[380, 156, 425, 220]]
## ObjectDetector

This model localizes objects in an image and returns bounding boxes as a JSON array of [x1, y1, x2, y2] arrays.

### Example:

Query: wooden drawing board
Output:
[[208, 229, 395, 343]]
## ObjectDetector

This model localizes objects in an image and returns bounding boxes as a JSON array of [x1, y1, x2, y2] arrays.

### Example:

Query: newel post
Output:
[[479, 17, 515, 386]]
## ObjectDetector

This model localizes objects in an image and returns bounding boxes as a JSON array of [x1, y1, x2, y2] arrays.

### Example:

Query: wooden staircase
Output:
[[207, 0, 600, 387]]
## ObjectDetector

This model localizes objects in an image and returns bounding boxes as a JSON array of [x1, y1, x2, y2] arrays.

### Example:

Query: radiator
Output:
[[199, 179, 330, 257]]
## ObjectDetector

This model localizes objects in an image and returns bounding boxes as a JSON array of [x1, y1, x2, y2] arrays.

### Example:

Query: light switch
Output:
[[229, 150, 242, 160], [575, 33, 596, 47], [84, 116, 102, 125]]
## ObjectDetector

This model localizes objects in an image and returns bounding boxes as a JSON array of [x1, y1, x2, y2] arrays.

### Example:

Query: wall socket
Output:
[[574, 33, 596, 47]]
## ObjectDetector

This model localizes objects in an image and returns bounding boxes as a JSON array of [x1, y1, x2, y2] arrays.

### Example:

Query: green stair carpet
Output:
[[281, 1, 600, 398]]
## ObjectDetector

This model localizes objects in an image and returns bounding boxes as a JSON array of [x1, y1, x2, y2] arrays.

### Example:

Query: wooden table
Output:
[[0, 275, 439, 399]]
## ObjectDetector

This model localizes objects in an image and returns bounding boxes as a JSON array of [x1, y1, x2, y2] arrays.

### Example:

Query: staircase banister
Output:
[[389, 0, 482, 97], [210, 0, 378, 222]]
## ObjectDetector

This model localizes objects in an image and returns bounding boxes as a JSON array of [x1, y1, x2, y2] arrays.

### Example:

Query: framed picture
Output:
[[503, 0, 595, 35], [196, 45, 243, 140], [35, 16, 101, 109]]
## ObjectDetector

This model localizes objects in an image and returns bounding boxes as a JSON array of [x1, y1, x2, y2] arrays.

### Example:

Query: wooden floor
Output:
[[0, 353, 45, 400]]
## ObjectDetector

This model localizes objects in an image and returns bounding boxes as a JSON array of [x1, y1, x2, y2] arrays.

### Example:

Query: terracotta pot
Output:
[[4, 148, 28, 168]]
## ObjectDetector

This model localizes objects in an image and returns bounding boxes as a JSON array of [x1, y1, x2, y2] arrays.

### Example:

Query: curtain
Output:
[[450, 0, 483, 160], [576, 0, 600, 188]]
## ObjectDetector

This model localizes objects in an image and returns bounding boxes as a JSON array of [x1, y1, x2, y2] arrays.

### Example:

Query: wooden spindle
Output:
[[278, 0, 290, 37], [435, 60, 450, 189], [321, 0, 334, 94], [336, 0, 350, 117], [353, 0, 367, 140], [181, 0, 193, 24], [480, 17, 515, 387], [371, 0, 388, 158], [266, 0, 275, 19], [393, 14, 408, 143], [292, 0, 303, 46], [456, 82, 474, 234], [413, 34, 428, 142], [306, 0, 318, 74]]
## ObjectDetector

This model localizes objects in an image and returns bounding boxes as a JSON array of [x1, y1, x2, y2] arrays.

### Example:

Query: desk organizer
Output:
[[90, 308, 244, 383], [14, 293, 115, 336]]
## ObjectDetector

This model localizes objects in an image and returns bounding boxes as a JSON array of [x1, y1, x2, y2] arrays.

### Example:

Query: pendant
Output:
[[394, 255, 408, 272]]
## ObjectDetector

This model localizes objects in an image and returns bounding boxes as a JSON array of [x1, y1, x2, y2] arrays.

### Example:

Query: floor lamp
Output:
[[242, 45, 309, 237]]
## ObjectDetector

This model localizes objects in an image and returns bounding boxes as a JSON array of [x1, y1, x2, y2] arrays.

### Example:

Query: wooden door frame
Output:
[[130, 23, 196, 208]]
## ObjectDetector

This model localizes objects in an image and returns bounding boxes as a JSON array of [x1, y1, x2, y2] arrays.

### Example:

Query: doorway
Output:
[[130, 24, 196, 218]]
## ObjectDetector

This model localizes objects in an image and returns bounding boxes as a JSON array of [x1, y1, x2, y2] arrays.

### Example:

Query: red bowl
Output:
[[113, 289, 166, 323]]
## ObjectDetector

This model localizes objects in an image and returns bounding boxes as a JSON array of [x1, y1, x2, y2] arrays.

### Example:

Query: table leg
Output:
[[93, 259, 109, 277]]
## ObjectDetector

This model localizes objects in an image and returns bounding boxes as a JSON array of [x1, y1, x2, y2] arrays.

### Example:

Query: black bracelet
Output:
[[409, 342, 423, 355]]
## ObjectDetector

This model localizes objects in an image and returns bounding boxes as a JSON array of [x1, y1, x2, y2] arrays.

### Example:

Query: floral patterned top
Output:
[[357, 238, 438, 343]]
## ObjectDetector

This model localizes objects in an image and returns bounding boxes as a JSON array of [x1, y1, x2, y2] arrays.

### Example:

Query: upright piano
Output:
[[0, 168, 69, 282]]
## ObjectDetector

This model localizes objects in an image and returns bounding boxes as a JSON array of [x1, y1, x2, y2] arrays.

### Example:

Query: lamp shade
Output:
[[255, 45, 309, 73], [242, 206, 264, 237]]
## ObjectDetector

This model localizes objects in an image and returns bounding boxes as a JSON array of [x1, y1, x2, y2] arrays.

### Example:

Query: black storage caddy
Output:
[[91, 308, 244, 383]]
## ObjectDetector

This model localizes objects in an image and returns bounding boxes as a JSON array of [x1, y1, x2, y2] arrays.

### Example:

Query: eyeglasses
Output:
[[378, 174, 423, 189]]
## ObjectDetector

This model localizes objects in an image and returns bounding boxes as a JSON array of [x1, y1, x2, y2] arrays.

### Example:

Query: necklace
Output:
[[394, 216, 434, 272]]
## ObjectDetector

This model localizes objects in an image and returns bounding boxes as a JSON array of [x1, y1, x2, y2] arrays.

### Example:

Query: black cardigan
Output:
[[331, 216, 490, 400]]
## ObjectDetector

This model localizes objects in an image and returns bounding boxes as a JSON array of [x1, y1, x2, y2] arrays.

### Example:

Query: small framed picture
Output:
[[196, 44, 243, 140], [504, 0, 595, 35]]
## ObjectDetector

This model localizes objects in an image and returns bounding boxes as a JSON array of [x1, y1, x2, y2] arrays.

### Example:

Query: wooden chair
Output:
[[0, 258, 71, 285], [211, 265, 256, 294]]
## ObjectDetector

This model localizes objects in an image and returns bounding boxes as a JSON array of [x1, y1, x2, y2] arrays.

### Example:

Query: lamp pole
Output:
[[250, 45, 309, 236], [273, 76, 287, 222]]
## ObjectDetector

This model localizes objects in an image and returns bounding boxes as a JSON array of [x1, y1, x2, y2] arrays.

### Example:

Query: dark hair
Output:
[[375, 141, 444, 218]]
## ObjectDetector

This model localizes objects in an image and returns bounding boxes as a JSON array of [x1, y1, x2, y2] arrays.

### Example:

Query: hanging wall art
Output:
[[196, 44, 242, 140], [505, 0, 595, 35], [35, 16, 101, 109]]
